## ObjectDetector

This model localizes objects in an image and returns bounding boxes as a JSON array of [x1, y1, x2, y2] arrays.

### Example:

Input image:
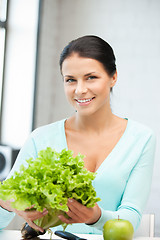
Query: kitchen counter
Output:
[[0, 230, 102, 240], [0, 230, 160, 240]]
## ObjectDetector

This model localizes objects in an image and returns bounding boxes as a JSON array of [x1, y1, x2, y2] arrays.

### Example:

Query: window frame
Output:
[[0, 0, 9, 141]]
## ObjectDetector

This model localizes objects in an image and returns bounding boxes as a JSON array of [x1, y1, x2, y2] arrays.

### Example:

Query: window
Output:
[[0, 0, 8, 121], [0, 0, 39, 147]]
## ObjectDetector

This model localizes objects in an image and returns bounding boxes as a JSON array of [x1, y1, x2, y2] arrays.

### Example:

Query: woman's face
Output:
[[62, 53, 117, 116]]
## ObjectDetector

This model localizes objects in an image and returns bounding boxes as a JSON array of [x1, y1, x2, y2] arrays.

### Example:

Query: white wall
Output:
[[34, 0, 160, 236]]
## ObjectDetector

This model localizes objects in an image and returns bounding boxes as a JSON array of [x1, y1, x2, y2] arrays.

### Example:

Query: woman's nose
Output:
[[75, 81, 87, 95]]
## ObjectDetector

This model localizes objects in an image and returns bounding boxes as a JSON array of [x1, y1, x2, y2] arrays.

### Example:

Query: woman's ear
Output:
[[110, 71, 117, 87]]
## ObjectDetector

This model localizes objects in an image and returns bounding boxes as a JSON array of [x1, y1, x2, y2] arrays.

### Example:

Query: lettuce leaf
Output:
[[0, 148, 101, 230]]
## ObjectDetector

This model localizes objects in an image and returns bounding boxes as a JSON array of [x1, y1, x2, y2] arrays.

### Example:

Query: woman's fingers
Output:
[[26, 208, 48, 221], [0, 199, 15, 212], [59, 199, 101, 225], [58, 214, 75, 224], [68, 198, 86, 211], [14, 208, 48, 232], [67, 199, 92, 220], [67, 198, 88, 216], [17, 208, 48, 221], [0, 199, 48, 232], [58, 199, 92, 224], [27, 219, 44, 233], [25, 204, 35, 210]]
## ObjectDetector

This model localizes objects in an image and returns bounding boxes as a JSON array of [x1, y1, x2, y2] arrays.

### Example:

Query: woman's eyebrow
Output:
[[84, 72, 97, 76], [64, 75, 74, 78], [64, 72, 97, 78]]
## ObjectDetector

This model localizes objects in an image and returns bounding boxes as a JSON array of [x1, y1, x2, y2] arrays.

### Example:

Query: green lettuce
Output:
[[0, 148, 101, 230]]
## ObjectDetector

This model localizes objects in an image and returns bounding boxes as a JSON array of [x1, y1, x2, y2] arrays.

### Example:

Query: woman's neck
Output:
[[71, 107, 116, 134]]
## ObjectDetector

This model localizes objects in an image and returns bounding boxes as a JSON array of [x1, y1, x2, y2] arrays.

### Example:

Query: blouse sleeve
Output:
[[0, 134, 37, 230], [88, 131, 156, 232]]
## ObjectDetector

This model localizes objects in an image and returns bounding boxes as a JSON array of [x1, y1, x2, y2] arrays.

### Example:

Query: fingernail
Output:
[[43, 211, 48, 215]]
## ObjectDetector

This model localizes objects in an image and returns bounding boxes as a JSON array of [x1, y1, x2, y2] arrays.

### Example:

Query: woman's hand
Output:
[[0, 199, 48, 232], [58, 198, 101, 225]]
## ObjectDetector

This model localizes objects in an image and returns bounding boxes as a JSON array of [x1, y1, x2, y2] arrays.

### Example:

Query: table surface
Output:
[[1, 230, 102, 240], [0, 230, 160, 240]]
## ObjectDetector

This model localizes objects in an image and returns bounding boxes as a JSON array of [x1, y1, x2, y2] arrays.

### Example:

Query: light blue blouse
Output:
[[0, 118, 156, 234]]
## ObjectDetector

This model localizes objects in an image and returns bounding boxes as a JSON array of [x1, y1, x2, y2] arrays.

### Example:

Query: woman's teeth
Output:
[[77, 98, 93, 103]]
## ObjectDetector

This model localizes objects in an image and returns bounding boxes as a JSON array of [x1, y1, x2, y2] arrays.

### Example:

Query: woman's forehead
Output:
[[62, 55, 105, 75]]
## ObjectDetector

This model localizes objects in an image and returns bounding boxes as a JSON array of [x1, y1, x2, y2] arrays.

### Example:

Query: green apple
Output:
[[103, 217, 134, 240]]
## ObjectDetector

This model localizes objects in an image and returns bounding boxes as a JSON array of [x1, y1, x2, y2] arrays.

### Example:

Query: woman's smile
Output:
[[75, 97, 95, 106]]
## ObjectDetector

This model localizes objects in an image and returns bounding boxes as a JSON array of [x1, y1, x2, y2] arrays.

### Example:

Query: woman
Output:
[[0, 36, 156, 235]]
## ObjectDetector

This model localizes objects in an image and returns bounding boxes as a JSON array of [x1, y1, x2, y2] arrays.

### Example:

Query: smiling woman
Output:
[[0, 35, 156, 237]]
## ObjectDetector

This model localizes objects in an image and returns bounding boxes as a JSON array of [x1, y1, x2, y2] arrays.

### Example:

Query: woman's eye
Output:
[[88, 76, 97, 80], [66, 79, 76, 83]]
